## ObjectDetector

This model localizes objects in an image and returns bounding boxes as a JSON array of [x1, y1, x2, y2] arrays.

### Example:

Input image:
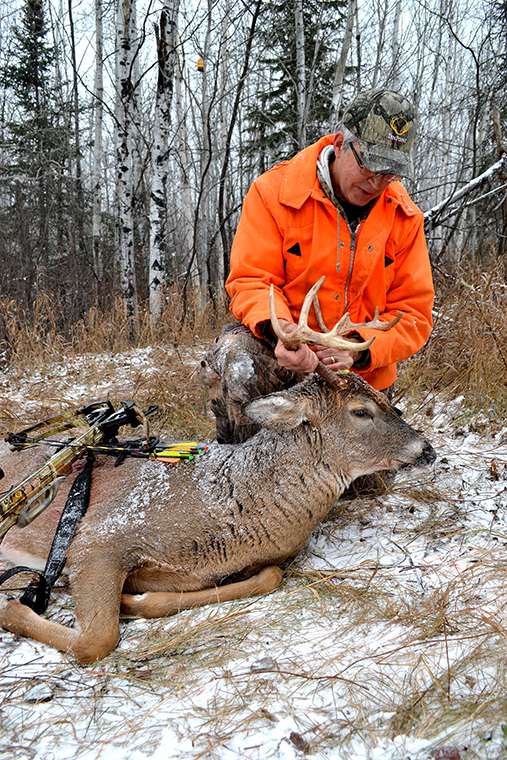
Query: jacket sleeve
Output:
[[226, 177, 293, 337], [355, 209, 434, 374]]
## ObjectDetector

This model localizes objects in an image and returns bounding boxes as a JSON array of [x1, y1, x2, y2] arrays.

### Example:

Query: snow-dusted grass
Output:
[[1, 348, 507, 760], [0, 344, 215, 441]]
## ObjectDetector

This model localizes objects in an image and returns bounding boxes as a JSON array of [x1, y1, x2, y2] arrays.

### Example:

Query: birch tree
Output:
[[294, 0, 306, 150], [390, 0, 401, 90], [0, 0, 505, 318], [174, 51, 195, 286], [330, 0, 357, 129], [92, 0, 104, 288], [116, 0, 139, 337], [195, 0, 213, 305], [148, 0, 179, 322], [68, 0, 86, 268]]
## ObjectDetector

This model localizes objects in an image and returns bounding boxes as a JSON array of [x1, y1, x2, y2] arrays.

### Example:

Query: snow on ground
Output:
[[0, 347, 164, 417], [0, 351, 507, 760]]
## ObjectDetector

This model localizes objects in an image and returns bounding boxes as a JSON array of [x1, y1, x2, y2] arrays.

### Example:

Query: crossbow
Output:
[[0, 400, 207, 542]]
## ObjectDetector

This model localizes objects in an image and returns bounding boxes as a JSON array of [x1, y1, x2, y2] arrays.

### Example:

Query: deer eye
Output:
[[352, 408, 370, 419]]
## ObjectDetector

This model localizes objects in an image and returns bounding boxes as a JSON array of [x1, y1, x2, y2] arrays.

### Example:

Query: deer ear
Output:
[[244, 393, 312, 430]]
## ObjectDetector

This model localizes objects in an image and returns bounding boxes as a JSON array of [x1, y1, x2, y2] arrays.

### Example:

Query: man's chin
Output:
[[354, 188, 379, 205]]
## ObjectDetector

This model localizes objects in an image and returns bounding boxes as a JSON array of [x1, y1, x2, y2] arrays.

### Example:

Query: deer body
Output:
[[0, 373, 435, 662]]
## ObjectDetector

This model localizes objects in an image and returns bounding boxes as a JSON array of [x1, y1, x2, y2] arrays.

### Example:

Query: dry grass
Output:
[[396, 257, 507, 422], [2, 258, 506, 427], [0, 286, 231, 372], [0, 287, 232, 439]]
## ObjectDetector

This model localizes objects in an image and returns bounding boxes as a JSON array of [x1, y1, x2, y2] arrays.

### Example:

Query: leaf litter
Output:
[[0, 350, 506, 760]]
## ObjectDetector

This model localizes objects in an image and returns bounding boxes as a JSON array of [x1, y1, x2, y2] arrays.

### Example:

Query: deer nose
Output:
[[417, 441, 436, 467]]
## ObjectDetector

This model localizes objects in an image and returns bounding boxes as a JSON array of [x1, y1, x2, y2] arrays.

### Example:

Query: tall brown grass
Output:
[[0, 286, 231, 370], [0, 287, 231, 438], [397, 257, 507, 418]]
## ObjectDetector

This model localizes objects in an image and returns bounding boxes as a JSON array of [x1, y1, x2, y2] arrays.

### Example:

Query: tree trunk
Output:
[[371, 0, 389, 88], [196, 0, 213, 309], [68, 0, 87, 275], [355, 1, 361, 91], [391, 0, 401, 90], [149, 0, 179, 323], [92, 0, 104, 289], [330, 0, 357, 130], [174, 53, 196, 286], [116, 0, 139, 338], [294, 0, 306, 151]]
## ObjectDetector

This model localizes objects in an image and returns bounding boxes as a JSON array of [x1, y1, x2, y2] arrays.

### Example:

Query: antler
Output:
[[269, 277, 402, 351], [269, 277, 402, 389]]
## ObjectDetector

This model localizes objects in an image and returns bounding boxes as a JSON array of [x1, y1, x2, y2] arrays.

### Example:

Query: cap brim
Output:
[[356, 138, 413, 179]]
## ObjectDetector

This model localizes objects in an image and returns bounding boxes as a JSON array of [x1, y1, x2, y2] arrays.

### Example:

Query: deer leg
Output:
[[0, 594, 85, 654], [120, 565, 283, 618], [0, 560, 128, 664]]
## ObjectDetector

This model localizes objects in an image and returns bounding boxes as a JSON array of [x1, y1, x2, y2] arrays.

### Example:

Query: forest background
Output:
[[0, 0, 505, 349]]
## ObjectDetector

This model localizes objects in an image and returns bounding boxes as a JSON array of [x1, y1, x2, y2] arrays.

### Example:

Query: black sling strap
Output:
[[0, 454, 95, 615]]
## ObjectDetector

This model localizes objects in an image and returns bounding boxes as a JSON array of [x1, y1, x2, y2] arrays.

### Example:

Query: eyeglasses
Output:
[[350, 144, 401, 184]]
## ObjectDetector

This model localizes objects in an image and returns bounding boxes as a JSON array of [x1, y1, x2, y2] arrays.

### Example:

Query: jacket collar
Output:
[[279, 135, 334, 209]]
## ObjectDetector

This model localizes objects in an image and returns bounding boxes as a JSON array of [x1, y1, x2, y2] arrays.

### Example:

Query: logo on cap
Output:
[[388, 116, 410, 143]]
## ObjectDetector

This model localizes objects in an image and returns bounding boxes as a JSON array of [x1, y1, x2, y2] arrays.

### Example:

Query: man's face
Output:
[[330, 132, 389, 206]]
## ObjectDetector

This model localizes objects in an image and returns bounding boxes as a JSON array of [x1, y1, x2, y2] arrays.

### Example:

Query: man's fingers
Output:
[[275, 341, 318, 373]]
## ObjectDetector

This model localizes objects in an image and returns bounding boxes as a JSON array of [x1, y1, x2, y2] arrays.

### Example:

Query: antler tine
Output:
[[312, 287, 402, 341], [328, 308, 402, 337], [299, 275, 326, 330], [269, 278, 327, 350], [270, 277, 404, 390], [312, 290, 330, 333], [270, 278, 402, 355]]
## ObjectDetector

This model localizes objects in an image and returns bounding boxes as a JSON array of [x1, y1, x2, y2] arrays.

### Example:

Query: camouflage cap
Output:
[[341, 88, 417, 178]]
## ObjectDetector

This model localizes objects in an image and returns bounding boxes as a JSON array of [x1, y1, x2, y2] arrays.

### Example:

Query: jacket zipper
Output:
[[337, 218, 362, 313]]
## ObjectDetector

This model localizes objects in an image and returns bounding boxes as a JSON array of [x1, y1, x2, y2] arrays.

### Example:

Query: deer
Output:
[[0, 279, 435, 663]]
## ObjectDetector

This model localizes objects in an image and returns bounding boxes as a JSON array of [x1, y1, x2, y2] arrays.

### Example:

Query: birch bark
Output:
[[174, 55, 196, 286], [330, 0, 357, 130], [92, 0, 104, 285], [116, 0, 139, 337], [149, 0, 179, 323], [196, 0, 212, 306], [391, 0, 401, 90], [294, 0, 306, 150]]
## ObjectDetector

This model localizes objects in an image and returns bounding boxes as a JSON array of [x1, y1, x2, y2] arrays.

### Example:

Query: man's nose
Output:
[[365, 174, 384, 188]]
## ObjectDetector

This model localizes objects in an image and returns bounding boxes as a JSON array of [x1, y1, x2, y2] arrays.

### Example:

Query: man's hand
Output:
[[314, 338, 363, 371], [274, 321, 364, 373], [274, 320, 319, 373]]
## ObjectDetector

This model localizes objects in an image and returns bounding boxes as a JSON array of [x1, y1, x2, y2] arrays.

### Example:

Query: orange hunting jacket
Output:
[[226, 134, 434, 390]]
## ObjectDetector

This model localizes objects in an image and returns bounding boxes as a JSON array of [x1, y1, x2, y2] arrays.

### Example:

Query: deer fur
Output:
[[0, 373, 435, 663]]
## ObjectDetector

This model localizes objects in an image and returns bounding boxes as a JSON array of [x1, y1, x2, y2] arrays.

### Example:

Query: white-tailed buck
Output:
[[0, 280, 435, 662]]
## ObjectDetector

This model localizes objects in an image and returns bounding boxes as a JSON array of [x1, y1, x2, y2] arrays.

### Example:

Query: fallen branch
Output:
[[424, 156, 506, 231]]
